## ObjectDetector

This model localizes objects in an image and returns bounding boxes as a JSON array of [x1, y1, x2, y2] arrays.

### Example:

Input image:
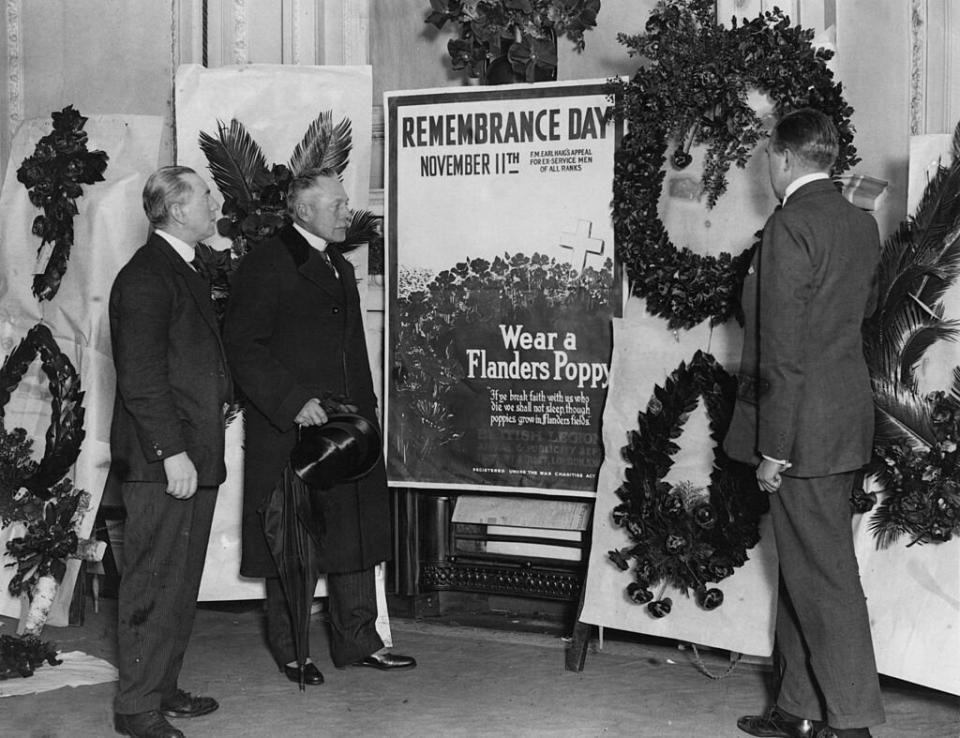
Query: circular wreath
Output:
[[0, 323, 85, 501], [610, 0, 858, 330], [607, 350, 767, 618]]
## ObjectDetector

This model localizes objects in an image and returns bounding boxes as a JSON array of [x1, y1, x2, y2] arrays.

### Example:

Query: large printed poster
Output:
[[385, 82, 621, 495]]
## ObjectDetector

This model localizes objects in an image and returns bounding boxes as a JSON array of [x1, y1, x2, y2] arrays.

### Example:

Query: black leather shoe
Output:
[[114, 710, 185, 738], [738, 707, 820, 737], [353, 651, 417, 670], [159, 689, 218, 718], [282, 662, 325, 685]]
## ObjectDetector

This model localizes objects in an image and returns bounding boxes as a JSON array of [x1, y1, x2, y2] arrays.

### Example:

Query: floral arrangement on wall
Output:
[[0, 322, 99, 676], [604, 0, 862, 615], [607, 351, 765, 618], [0, 107, 109, 678], [610, 0, 856, 330], [426, 0, 601, 82], [862, 122, 960, 548], [17, 106, 108, 302]]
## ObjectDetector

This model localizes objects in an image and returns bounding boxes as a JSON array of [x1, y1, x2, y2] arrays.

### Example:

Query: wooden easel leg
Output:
[[565, 619, 593, 671], [564, 580, 593, 672], [68, 561, 86, 626]]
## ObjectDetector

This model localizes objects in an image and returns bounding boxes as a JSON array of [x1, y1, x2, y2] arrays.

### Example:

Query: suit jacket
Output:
[[724, 179, 879, 478], [109, 233, 232, 486], [223, 224, 391, 576]]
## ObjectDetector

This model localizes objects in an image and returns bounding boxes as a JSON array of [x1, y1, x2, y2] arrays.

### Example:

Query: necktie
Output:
[[190, 242, 205, 270], [320, 249, 339, 279]]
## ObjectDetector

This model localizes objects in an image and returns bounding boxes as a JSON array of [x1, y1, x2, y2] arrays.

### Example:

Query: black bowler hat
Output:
[[290, 413, 381, 489]]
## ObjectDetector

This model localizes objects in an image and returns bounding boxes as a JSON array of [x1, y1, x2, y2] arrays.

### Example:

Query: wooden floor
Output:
[[2, 597, 958, 737]]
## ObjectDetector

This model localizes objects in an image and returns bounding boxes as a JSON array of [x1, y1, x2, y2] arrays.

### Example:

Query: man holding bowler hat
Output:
[[223, 167, 415, 686]]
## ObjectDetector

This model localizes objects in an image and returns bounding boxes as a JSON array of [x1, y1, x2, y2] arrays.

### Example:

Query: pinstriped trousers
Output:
[[114, 481, 218, 715], [771, 472, 885, 730], [265, 566, 383, 669]]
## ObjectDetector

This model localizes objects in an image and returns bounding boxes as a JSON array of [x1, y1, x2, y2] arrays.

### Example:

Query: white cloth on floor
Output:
[[0, 651, 117, 697]]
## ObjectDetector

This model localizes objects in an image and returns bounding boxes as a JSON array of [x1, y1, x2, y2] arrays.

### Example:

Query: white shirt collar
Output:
[[292, 222, 328, 252], [154, 228, 196, 263], [783, 172, 829, 205]]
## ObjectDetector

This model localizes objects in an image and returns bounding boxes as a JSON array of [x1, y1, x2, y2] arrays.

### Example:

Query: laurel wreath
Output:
[[607, 350, 767, 618], [0, 323, 85, 501], [610, 0, 858, 330]]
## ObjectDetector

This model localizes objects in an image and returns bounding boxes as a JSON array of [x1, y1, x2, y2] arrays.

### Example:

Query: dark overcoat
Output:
[[724, 179, 879, 477], [223, 224, 391, 577], [109, 234, 232, 486]]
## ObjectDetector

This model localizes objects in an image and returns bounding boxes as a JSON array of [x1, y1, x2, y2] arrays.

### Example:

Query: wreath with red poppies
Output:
[[610, 0, 858, 330], [607, 350, 766, 617]]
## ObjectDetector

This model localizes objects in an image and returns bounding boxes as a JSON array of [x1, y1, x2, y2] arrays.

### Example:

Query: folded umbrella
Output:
[[259, 411, 382, 691], [259, 464, 321, 691]]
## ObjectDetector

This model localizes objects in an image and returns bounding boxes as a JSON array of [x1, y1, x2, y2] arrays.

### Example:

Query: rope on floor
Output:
[[688, 642, 741, 680]]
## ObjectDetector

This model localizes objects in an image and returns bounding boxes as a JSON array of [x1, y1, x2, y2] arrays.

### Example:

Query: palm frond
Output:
[[950, 366, 960, 405], [867, 497, 914, 549], [878, 221, 915, 277], [337, 209, 383, 250], [916, 225, 960, 307], [870, 376, 936, 451], [865, 300, 943, 387], [287, 111, 353, 177], [900, 319, 960, 386], [198, 119, 271, 205], [863, 124, 960, 549], [903, 124, 960, 303], [876, 261, 943, 328], [909, 127, 960, 255]]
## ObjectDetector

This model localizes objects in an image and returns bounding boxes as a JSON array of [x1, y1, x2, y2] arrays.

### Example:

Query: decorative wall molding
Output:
[[372, 103, 383, 143], [912, 0, 960, 135], [6, 0, 23, 140], [911, 0, 926, 135], [232, 0, 248, 64], [320, 0, 368, 65], [341, 0, 368, 65], [369, 187, 383, 216], [290, 0, 302, 64], [176, 0, 204, 66], [939, 0, 959, 134]]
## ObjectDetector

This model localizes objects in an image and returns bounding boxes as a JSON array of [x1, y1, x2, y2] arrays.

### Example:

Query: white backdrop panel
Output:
[[0, 114, 164, 625]]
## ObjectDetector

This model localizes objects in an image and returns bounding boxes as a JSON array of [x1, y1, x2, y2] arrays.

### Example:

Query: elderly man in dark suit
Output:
[[110, 166, 231, 738], [223, 167, 414, 687], [724, 109, 885, 738]]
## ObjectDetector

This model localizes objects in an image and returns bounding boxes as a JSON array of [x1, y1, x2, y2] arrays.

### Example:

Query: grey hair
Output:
[[286, 167, 341, 215], [142, 165, 198, 227]]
